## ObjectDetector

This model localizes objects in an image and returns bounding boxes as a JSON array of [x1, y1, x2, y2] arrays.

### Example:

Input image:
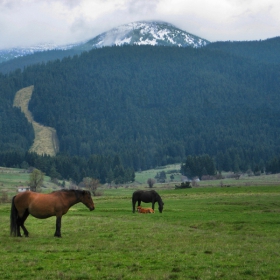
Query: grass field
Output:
[[134, 164, 181, 184], [1, 183, 280, 279], [0, 167, 61, 199]]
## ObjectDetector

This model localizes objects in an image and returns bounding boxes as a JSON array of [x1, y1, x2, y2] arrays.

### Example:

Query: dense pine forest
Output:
[[1, 42, 280, 182], [206, 37, 280, 64], [0, 49, 81, 74], [0, 71, 34, 151]]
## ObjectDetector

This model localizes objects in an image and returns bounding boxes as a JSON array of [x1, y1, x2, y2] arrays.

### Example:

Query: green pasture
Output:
[[134, 164, 181, 184], [0, 168, 30, 197], [1, 185, 280, 279], [0, 167, 61, 198], [135, 164, 280, 188]]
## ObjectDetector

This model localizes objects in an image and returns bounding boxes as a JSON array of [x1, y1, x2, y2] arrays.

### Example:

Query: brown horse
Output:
[[137, 206, 154, 213], [10, 189, 95, 237]]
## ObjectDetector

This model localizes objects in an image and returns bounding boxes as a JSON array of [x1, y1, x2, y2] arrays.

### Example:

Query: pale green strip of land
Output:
[[13, 86, 59, 156]]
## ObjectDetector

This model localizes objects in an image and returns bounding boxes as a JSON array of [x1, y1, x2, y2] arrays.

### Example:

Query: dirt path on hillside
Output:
[[13, 86, 59, 156]]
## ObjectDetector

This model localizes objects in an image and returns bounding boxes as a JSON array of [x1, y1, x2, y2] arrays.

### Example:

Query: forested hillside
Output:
[[206, 37, 280, 64], [0, 49, 81, 74], [27, 45, 280, 171], [0, 71, 34, 152], [1, 44, 280, 176]]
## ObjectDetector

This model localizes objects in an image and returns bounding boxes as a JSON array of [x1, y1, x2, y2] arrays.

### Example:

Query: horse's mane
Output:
[[59, 189, 78, 192], [53, 189, 88, 197]]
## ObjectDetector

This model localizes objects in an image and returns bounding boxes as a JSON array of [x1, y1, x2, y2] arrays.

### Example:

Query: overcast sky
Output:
[[0, 0, 279, 49]]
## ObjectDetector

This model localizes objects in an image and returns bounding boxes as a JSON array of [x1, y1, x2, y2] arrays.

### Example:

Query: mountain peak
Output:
[[82, 21, 210, 49], [0, 21, 210, 65]]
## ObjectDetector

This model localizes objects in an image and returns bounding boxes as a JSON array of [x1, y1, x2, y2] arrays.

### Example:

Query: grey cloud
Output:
[[0, 0, 279, 49], [0, 0, 20, 9], [126, 0, 160, 15]]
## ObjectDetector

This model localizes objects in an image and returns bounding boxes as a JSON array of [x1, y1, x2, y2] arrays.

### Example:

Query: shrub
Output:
[[0, 191, 9, 203]]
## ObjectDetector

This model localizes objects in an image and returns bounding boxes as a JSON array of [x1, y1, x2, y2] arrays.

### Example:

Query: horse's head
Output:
[[80, 190, 95, 211], [158, 201, 164, 213], [156, 193, 164, 213]]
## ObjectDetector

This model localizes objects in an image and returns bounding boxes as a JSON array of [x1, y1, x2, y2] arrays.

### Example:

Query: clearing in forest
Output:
[[13, 85, 59, 156]]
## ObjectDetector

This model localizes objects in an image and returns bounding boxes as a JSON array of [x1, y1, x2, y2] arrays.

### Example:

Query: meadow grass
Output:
[[1, 185, 280, 279]]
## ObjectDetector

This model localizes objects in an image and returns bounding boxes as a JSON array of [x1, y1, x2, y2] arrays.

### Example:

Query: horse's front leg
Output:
[[152, 201, 155, 210], [54, 216, 62, 237]]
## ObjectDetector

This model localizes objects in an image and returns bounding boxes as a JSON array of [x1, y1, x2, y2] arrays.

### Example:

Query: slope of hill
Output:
[[0, 72, 34, 152], [206, 37, 280, 64], [21, 45, 280, 171], [0, 49, 81, 74]]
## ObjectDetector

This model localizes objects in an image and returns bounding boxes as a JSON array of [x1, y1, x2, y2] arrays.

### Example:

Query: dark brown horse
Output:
[[132, 190, 164, 213], [10, 189, 95, 237]]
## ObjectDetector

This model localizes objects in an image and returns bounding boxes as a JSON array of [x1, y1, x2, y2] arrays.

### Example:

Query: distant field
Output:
[[134, 164, 182, 184], [1, 185, 280, 279], [0, 167, 60, 198], [1, 165, 280, 199], [134, 163, 280, 188]]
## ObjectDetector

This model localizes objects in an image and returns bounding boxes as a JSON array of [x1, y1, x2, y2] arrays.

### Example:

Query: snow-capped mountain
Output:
[[0, 21, 210, 64], [80, 21, 210, 50], [0, 43, 77, 63]]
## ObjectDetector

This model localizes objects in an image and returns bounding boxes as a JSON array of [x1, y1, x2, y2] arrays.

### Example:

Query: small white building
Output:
[[17, 186, 30, 192]]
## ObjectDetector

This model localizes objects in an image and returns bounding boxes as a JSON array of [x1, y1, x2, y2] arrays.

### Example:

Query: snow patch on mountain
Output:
[[0, 43, 77, 63], [84, 21, 210, 49]]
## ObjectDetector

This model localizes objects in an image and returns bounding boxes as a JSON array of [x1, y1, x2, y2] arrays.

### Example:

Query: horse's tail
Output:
[[10, 196, 18, 236]]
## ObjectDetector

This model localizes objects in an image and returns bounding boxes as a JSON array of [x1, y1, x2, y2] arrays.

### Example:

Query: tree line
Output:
[[0, 151, 135, 184], [181, 154, 216, 179], [1, 150, 280, 184]]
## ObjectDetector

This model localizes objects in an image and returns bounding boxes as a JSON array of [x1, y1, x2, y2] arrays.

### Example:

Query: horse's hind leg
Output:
[[15, 216, 22, 237], [132, 198, 137, 213], [19, 210, 30, 237]]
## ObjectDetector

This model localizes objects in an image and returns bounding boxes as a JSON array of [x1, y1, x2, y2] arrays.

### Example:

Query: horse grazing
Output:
[[137, 206, 154, 213], [10, 189, 95, 238], [132, 190, 164, 213]]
